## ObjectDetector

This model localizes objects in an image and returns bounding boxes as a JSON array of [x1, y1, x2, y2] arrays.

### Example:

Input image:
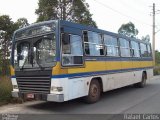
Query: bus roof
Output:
[[13, 20, 150, 45]]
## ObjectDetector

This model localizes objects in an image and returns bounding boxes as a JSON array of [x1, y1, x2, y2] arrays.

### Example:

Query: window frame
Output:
[[119, 38, 131, 57], [103, 34, 120, 57], [61, 33, 85, 67], [147, 44, 152, 57], [83, 30, 105, 57], [140, 43, 149, 58], [130, 40, 141, 58]]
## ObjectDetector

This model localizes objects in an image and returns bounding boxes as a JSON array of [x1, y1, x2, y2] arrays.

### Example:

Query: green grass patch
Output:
[[0, 76, 12, 105]]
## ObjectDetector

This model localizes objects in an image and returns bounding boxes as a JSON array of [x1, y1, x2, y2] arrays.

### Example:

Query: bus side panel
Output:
[[68, 77, 87, 100], [103, 71, 139, 91], [146, 68, 154, 80]]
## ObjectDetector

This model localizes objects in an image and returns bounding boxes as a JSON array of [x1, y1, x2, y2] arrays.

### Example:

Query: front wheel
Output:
[[84, 80, 101, 104], [134, 73, 147, 88]]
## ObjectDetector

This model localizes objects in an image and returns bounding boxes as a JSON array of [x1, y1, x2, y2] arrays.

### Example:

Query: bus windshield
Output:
[[14, 33, 56, 70]]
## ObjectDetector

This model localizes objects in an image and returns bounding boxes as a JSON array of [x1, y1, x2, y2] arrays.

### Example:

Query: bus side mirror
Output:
[[62, 33, 70, 45]]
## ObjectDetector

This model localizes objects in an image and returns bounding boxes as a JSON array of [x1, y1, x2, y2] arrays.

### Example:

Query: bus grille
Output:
[[16, 76, 51, 94]]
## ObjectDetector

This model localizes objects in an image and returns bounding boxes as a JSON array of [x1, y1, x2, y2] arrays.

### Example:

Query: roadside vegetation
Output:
[[0, 76, 12, 105], [154, 51, 160, 75]]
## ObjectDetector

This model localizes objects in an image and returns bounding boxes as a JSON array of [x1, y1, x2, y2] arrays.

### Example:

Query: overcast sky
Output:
[[0, 0, 160, 50]]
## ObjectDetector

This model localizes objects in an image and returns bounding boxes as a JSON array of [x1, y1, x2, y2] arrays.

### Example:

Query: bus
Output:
[[10, 20, 153, 103]]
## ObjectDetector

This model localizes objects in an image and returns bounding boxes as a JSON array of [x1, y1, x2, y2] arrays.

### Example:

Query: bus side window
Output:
[[84, 31, 104, 56], [140, 43, 148, 57], [104, 35, 119, 56], [119, 38, 131, 57], [62, 33, 83, 66], [131, 41, 140, 57], [147, 44, 152, 57], [62, 33, 71, 54]]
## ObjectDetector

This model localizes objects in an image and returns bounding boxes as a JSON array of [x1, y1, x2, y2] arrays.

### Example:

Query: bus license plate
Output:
[[27, 94, 34, 99]]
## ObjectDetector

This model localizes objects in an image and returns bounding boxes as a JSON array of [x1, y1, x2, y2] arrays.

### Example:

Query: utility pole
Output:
[[63, 0, 66, 20], [59, 0, 70, 20], [152, 3, 155, 66], [60, 0, 63, 20]]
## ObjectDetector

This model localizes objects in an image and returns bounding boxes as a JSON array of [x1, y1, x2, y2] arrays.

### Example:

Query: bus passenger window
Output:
[[140, 43, 148, 57], [62, 33, 71, 54], [104, 35, 119, 56], [119, 38, 131, 57], [84, 31, 104, 56], [62, 34, 83, 66], [147, 44, 152, 57], [131, 41, 140, 57]]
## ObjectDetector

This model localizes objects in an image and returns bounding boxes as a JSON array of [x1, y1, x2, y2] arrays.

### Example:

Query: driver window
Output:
[[62, 33, 83, 66], [16, 42, 30, 67]]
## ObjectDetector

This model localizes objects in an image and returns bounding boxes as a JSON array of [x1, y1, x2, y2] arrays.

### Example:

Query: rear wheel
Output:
[[134, 73, 147, 88], [84, 80, 101, 103]]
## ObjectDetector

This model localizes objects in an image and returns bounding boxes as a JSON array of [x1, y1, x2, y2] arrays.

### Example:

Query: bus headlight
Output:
[[51, 86, 63, 92], [11, 78, 19, 91]]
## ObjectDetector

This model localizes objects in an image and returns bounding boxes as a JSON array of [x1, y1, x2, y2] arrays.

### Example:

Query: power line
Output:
[[118, 0, 148, 16], [93, 0, 152, 27]]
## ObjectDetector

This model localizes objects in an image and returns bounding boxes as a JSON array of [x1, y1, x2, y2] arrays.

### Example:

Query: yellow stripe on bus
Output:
[[52, 61, 153, 75], [67, 61, 153, 74], [10, 65, 15, 76]]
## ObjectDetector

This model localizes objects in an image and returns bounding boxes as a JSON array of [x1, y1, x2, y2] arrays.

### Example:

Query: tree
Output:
[[118, 22, 139, 38], [15, 18, 29, 29], [141, 34, 150, 42], [0, 15, 15, 75], [155, 50, 160, 65], [35, 0, 97, 27], [0, 15, 29, 75]]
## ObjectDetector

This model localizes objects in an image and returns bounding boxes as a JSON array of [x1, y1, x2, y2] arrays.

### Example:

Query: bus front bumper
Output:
[[11, 91, 64, 102]]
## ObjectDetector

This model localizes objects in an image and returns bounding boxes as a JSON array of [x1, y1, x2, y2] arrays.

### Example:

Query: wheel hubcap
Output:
[[91, 84, 98, 97]]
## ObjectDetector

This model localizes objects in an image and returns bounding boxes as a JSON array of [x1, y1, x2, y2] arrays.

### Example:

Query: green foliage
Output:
[[35, 0, 58, 21], [155, 50, 160, 65], [35, 0, 97, 27], [0, 15, 14, 75], [118, 22, 138, 38], [0, 15, 29, 76], [154, 68, 160, 75], [15, 18, 29, 29], [141, 34, 150, 42], [0, 76, 12, 104], [154, 50, 160, 75]]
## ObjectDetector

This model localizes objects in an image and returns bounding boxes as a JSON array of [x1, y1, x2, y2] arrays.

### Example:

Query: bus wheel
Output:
[[84, 79, 101, 103], [134, 73, 147, 88]]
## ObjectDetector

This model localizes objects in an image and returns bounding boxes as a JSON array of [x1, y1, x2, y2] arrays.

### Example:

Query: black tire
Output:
[[134, 73, 147, 88], [84, 80, 101, 104]]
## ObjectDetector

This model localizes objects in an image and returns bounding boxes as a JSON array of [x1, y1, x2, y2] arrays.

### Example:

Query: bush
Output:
[[0, 76, 12, 104], [154, 67, 160, 75]]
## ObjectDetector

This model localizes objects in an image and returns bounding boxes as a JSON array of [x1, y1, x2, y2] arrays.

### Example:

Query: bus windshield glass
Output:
[[14, 23, 56, 70]]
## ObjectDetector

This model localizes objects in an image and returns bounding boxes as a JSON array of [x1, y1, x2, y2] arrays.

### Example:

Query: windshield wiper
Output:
[[36, 60, 45, 70], [31, 50, 45, 70]]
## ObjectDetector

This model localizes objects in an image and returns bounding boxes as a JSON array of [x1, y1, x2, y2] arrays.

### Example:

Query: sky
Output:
[[0, 0, 160, 51]]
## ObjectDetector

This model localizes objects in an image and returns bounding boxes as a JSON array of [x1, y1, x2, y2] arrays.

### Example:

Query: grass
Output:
[[0, 76, 12, 106]]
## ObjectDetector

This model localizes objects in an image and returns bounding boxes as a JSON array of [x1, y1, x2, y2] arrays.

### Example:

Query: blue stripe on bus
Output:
[[11, 66, 153, 79], [52, 67, 153, 79]]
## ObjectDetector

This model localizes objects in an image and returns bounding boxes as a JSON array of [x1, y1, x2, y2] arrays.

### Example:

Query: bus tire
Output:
[[134, 73, 147, 88], [84, 79, 101, 104]]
